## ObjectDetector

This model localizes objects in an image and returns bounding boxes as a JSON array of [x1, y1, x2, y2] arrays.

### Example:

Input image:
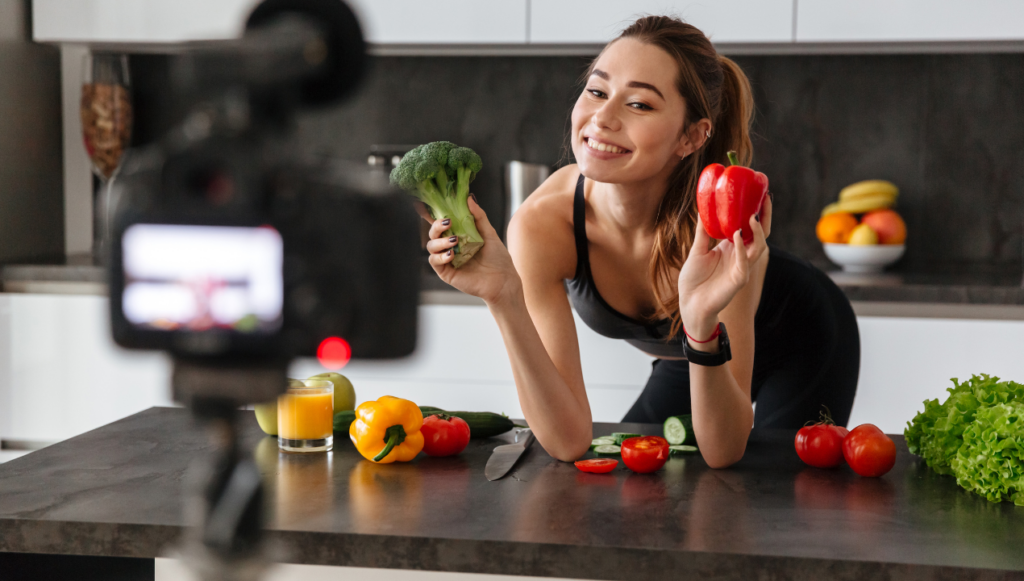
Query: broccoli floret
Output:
[[390, 141, 484, 268]]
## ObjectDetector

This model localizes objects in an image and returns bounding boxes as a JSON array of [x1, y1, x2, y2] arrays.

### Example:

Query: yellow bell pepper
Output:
[[349, 396, 424, 463]]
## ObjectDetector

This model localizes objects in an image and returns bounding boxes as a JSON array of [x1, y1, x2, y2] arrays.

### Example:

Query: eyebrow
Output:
[[590, 69, 665, 100]]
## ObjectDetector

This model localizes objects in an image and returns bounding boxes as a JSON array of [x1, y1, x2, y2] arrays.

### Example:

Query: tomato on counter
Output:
[[421, 413, 471, 457], [843, 424, 896, 477], [620, 436, 670, 474], [795, 423, 849, 468]]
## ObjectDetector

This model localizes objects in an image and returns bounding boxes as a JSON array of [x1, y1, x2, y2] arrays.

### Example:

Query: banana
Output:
[[839, 180, 899, 203], [821, 194, 895, 217]]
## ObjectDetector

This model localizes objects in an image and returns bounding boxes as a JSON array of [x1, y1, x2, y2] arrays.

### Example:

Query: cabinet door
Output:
[[851, 316, 1024, 434], [345, 0, 528, 44], [797, 0, 1024, 43], [530, 0, 794, 44]]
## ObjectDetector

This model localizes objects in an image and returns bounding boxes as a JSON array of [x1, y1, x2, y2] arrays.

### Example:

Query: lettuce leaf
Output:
[[905, 374, 1024, 503], [951, 402, 1024, 506]]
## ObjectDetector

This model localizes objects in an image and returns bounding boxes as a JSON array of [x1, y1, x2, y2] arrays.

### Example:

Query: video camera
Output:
[[106, 0, 420, 406]]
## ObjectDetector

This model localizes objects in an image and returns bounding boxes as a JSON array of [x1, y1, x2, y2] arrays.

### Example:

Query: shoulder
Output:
[[507, 164, 580, 283]]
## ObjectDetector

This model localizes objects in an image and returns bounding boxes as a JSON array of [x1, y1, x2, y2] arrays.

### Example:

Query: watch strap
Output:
[[682, 322, 732, 366]]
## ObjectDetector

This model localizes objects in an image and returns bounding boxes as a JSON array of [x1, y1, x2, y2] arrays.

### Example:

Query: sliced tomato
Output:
[[574, 458, 619, 473]]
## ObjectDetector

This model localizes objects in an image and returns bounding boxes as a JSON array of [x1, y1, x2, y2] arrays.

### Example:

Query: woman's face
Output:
[[571, 38, 698, 186]]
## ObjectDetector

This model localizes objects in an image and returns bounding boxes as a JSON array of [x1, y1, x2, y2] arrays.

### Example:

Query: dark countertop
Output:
[[1, 407, 1022, 580]]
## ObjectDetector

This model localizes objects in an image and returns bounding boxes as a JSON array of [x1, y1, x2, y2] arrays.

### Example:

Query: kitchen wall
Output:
[[288, 52, 1024, 276]]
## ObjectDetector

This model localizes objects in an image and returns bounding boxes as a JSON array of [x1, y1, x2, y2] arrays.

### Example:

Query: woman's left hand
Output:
[[677, 196, 771, 333]]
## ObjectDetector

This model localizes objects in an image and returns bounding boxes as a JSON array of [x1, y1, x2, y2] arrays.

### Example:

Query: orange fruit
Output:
[[816, 212, 859, 244], [861, 209, 907, 245]]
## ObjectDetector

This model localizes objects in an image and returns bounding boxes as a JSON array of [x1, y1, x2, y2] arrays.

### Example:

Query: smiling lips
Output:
[[585, 136, 630, 155]]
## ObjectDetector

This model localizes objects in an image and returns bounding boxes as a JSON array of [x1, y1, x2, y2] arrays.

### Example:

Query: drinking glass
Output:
[[81, 53, 132, 258], [278, 379, 334, 452]]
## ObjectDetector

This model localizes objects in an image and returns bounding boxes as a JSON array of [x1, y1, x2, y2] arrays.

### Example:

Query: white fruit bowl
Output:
[[823, 243, 905, 273]]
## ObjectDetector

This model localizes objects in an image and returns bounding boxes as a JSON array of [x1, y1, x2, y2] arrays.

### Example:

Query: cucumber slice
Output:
[[663, 415, 695, 446], [611, 432, 642, 445], [590, 438, 615, 449], [669, 445, 698, 456], [593, 444, 621, 457]]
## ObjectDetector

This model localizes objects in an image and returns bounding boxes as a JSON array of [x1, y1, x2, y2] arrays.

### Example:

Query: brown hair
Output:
[[582, 16, 754, 337]]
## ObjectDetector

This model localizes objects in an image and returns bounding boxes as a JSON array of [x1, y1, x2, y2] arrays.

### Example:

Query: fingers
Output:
[[428, 217, 453, 240], [690, 215, 710, 257], [760, 194, 773, 239], [731, 229, 750, 284], [426, 234, 459, 255], [428, 245, 456, 268], [746, 212, 768, 264], [414, 201, 434, 224], [467, 195, 500, 241]]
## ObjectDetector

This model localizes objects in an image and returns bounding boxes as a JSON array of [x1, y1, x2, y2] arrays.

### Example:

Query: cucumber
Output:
[[590, 437, 615, 449], [333, 406, 514, 439], [611, 432, 642, 445], [593, 444, 621, 457], [669, 445, 698, 456], [663, 415, 695, 446]]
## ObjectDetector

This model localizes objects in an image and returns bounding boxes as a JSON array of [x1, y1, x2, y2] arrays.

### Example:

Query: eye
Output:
[[587, 88, 607, 98], [629, 102, 653, 111]]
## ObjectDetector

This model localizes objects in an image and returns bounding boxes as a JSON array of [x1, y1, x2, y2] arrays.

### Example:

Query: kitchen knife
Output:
[[485, 428, 534, 481]]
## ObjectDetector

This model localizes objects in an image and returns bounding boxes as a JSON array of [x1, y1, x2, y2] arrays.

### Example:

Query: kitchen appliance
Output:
[[485, 428, 535, 481], [504, 161, 550, 231]]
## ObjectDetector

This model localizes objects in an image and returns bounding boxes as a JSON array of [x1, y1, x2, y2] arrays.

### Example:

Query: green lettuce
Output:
[[905, 374, 1024, 504]]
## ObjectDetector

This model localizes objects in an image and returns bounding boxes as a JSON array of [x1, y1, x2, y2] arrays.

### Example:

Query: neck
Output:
[[589, 165, 676, 235]]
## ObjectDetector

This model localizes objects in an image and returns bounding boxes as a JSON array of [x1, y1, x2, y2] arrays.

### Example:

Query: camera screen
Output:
[[122, 224, 284, 333]]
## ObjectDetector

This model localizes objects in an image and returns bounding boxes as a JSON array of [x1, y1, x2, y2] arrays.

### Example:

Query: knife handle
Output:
[[515, 428, 534, 446]]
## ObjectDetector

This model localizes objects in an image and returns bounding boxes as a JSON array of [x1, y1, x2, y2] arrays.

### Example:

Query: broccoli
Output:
[[390, 141, 484, 268]]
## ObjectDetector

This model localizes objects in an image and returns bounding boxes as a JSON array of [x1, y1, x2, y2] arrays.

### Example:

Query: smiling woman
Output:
[[420, 16, 860, 468]]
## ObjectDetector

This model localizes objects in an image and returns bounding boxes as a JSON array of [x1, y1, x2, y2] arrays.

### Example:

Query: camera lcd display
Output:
[[122, 224, 284, 333]]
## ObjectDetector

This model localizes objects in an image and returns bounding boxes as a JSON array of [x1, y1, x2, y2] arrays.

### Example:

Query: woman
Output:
[[423, 16, 859, 468]]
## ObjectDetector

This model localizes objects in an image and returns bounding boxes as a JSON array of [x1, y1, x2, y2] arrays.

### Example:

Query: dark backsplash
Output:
[[232, 53, 1024, 275]]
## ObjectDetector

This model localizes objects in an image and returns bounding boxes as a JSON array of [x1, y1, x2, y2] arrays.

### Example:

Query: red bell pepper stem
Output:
[[727, 151, 740, 167], [374, 424, 408, 462]]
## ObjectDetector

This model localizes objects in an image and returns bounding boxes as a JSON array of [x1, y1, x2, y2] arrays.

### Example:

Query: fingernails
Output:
[[446, 249, 453, 257], [470, 193, 478, 204], [755, 214, 760, 222], [441, 218, 451, 226], [448, 236, 458, 243]]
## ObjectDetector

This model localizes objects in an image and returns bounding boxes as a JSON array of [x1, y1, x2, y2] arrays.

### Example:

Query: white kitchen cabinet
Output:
[[529, 0, 794, 45], [32, 0, 527, 45], [0, 294, 173, 444], [345, 1, 527, 44], [796, 0, 1024, 43]]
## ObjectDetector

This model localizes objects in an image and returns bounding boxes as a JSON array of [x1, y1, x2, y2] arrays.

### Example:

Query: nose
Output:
[[591, 99, 621, 133]]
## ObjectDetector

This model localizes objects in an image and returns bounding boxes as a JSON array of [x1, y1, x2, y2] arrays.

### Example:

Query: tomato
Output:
[[842, 424, 896, 477], [794, 423, 847, 468], [574, 458, 619, 473], [421, 414, 471, 457], [620, 436, 670, 474]]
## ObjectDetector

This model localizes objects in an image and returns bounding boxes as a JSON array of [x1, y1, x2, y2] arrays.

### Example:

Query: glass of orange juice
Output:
[[278, 379, 333, 452]]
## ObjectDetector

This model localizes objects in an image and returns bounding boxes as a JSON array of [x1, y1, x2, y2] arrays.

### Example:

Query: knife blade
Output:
[[485, 428, 534, 481]]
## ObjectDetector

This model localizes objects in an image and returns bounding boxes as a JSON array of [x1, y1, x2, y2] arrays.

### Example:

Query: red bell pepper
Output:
[[696, 151, 769, 244]]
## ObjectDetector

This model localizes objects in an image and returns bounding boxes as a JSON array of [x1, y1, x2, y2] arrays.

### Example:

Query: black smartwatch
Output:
[[682, 322, 732, 366]]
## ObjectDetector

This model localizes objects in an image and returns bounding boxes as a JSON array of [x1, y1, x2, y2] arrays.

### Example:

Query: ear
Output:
[[675, 118, 713, 159]]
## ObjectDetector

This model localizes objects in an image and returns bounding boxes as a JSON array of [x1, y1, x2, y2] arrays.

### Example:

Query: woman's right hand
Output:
[[423, 197, 522, 307]]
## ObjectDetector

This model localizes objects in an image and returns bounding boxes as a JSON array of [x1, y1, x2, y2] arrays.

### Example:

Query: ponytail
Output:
[[601, 17, 755, 339]]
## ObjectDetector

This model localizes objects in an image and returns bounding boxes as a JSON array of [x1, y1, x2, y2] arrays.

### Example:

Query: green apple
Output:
[[307, 372, 356, 412], [253, 378, 305, 436]]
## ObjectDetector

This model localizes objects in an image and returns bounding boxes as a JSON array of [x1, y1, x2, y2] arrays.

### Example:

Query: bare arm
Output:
[[678, 198, 773, 468], [424, 195, 593, 461]]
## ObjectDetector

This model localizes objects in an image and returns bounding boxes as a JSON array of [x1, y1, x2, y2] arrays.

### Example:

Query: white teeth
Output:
[[587, 138, 625, 154]]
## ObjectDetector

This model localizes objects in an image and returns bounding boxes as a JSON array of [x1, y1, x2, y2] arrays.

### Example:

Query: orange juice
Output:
[[278, 379, 333, 452]]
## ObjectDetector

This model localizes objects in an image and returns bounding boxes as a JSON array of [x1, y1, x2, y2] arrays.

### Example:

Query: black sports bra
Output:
[[564, 174, 685, 358]]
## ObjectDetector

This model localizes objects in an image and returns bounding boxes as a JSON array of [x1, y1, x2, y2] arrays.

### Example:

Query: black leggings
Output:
[[622, 249, 860, 429]]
